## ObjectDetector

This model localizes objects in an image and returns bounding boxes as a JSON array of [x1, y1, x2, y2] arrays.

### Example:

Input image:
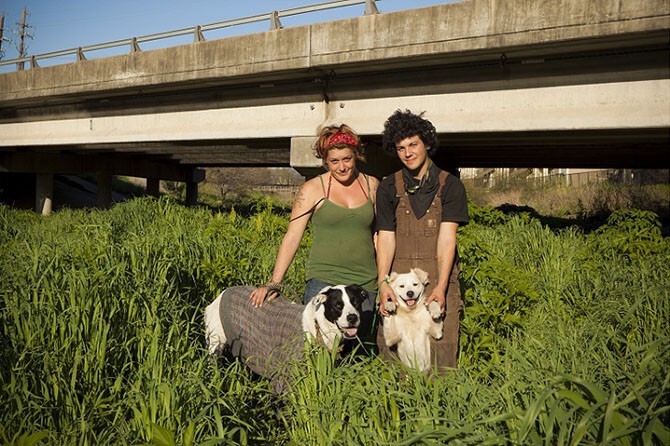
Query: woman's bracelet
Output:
[[264, 281, 283, 291], [378, 276, 390, 286], [261, 281, 299, 301]]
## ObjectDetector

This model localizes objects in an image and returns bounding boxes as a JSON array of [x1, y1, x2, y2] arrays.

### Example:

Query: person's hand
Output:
[[424, 287, 446, 315], [249, 286, 278, 308], [377, 281, 397, 317]]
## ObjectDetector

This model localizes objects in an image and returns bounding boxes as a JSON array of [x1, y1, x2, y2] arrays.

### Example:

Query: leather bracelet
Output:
[[264, 281, 283, 291], [262, 281, 299, 301]]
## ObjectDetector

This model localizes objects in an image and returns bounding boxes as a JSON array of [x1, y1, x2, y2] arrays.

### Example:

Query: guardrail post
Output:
[[270, 11, 283, 30], [77, 47, 87, 61], [131, 37, 141, 53], [30, 55, 39, 69], [364, 0, 379, 15], [194, 25, 205, 42]]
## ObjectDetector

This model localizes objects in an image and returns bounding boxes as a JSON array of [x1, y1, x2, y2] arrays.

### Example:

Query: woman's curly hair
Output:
[[313, 124, 366, 163], [381, 109, 439, 156]]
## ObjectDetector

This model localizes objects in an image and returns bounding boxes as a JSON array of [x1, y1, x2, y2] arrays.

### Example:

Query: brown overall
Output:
[[376, 169, 463, 373]]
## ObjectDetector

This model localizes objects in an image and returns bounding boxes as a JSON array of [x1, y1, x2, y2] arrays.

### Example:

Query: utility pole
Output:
[[0, 13, 6, 60], [17, 7, 28, 70]]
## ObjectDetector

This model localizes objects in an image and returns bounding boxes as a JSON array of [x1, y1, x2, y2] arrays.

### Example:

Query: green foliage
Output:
[[1, 198, 668, 445], [467, 202, 508, 227], [587, 209, 668, 260]]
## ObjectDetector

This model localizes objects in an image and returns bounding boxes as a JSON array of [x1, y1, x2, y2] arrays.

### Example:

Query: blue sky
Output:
[[0, 0, 455, 70]]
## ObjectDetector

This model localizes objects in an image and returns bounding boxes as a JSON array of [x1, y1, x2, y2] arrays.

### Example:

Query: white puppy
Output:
[[382, 268, 443, 373]]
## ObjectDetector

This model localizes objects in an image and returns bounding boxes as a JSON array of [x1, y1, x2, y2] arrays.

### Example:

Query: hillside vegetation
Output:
[[1, 197, 668, 445]]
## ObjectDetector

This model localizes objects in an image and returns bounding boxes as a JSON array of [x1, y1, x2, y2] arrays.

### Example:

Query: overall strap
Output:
[[432, 170, 450, 211], [437, 170, 449, 193], [394, 170, 404, 196]]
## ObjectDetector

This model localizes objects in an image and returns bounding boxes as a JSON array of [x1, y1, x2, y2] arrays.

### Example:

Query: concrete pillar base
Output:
[[185, 181, 198, 206], [96, 172, 113, 208], [35, 173, 54, 215], [147, 178, 160, 197]]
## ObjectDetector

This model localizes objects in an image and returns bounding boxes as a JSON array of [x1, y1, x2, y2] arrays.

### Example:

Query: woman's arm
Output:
[[376, 229, 397, 316], [249, 180, 321, 307], [424, 222, 458, 312]]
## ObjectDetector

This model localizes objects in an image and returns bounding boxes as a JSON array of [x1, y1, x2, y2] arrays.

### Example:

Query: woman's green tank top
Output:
[[306, 176, 377, 294]]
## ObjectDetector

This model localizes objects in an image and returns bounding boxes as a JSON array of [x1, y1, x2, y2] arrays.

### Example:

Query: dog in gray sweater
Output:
[[205, 284, 367, 384]]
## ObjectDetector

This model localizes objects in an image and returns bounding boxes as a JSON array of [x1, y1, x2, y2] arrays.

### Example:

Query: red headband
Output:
[[327, 132, 358, 148]]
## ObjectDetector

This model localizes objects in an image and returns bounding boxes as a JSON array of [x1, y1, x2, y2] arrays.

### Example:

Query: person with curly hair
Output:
[[249, 124, 379, 350], [375, 109, 469, 372]]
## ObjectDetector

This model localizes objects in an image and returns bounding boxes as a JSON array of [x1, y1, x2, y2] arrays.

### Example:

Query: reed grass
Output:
[[1, 197, 668, 445]]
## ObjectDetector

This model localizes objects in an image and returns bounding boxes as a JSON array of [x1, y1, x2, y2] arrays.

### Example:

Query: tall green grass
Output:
[[1, 198, 668, 445]]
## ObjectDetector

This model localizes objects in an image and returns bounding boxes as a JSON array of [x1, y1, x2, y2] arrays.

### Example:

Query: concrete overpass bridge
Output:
[[0, 0, 668, 212]]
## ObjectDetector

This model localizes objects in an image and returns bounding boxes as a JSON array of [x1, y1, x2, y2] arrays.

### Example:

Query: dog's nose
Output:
[[347, 313, 359, 325], [406, 290, 414, 298]]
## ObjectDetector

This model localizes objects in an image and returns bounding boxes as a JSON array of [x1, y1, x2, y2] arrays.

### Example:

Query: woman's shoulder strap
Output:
[[317, 173, 327, 196]]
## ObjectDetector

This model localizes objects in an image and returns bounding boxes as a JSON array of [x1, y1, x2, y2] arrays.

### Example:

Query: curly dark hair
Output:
[[381, 109, 439, 156]]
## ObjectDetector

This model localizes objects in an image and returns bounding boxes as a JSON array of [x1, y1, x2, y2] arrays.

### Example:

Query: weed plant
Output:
[[1, 197, 668, 445]]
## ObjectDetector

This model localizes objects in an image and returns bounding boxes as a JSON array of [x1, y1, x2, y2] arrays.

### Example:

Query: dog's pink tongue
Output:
[[407, 299, 417, 306], [345, 327, 358, 337]]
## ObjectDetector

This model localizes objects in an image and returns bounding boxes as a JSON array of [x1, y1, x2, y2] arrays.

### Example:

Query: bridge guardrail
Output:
[[0, 0, 381, 70]]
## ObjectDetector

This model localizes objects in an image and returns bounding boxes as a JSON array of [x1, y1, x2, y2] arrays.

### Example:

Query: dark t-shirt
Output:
[[376, 163, 470, 232]]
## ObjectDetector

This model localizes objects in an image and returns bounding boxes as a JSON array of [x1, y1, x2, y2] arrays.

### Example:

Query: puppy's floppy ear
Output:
[[412, 268, 429, 286], [388, 272, 398, 284]]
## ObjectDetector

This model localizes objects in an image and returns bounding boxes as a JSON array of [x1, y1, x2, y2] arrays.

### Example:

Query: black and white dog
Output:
[[205, 284, 367, 382], [382, 268, 443, 373]]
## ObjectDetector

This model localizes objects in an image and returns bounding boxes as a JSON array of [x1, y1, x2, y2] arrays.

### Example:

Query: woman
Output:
[[249, 124, 379, 343]]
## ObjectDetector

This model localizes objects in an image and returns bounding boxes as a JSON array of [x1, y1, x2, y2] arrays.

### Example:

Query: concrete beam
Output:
[[0, 102, 324, 146], [321, 79, 670, 135], [173, 148, 289, 165], [0, 151, 205, 182], [2, 80, 667, 152], [0, 0, 667, 105]]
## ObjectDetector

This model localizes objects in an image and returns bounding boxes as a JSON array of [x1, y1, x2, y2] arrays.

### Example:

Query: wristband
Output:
[[264, 281, 283, 291]]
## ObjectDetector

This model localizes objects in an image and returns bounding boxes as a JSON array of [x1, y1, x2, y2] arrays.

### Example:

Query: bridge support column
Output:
[[35, 173, 54, 215], [147, 178, 160, 197], [290, 136, 322, 178], [185, 181, 198, 206], [96, 172, 113, 209]]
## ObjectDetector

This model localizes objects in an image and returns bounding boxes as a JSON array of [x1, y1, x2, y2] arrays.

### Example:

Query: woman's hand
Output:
[[249, 286, 279, 308], [424, 287, 446, 315], [377, 281, 397, 317]]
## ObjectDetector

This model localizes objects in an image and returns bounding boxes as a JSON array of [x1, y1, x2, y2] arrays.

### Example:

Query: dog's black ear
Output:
[[345, 284, 368, 307]]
